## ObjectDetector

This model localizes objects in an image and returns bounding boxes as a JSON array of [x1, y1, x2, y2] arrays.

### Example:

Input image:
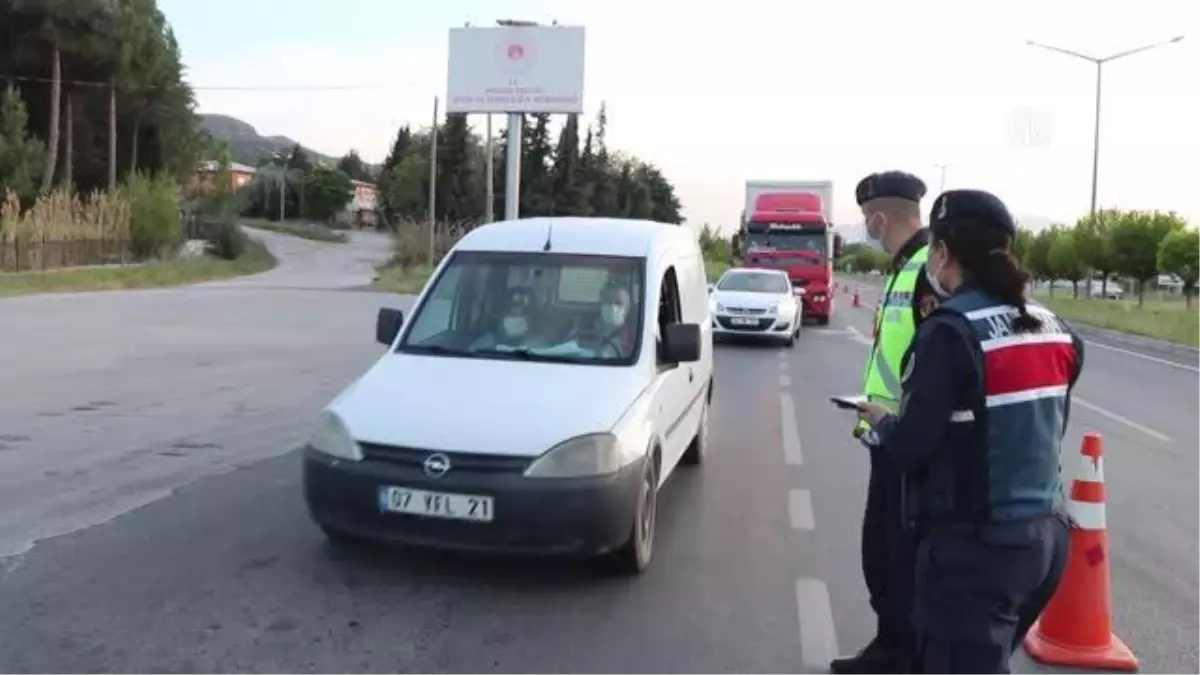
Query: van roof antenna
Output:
[[542, 220, 554, 251]]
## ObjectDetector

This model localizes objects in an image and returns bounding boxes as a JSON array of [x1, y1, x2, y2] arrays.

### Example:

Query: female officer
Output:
[[855, 189, 1085, 674]]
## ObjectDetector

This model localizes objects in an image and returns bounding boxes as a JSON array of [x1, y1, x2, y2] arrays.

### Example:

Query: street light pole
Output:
[[1025, 35, 1184, 216]]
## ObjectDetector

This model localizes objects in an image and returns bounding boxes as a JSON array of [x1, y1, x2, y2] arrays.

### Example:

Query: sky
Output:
[[160, 0, 1199, 234]]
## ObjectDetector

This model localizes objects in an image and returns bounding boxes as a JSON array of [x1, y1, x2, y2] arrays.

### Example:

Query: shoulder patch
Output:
[[919, 293, 939, 319]]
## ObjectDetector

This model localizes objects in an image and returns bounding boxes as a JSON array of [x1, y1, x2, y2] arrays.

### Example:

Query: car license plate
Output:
[[730, 317, 757, 326], [378, 486, 494, 522]]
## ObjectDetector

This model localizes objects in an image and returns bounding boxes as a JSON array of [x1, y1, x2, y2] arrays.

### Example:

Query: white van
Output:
[[303, 217, 714, 573]]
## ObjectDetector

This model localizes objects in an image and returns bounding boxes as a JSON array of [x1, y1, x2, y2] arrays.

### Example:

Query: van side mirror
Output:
[[707, 283, 715, 295], [376, 308, 404, 345], [793, 287, 806, 297], [661, 323, 701, 364]]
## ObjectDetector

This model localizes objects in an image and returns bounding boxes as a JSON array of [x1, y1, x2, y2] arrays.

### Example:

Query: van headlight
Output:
[[524, 433, 620, 478], [309, 410, 362, 461]]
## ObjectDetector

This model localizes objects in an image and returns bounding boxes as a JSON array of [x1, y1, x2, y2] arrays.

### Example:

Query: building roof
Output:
[[197, 160, 257, 174]]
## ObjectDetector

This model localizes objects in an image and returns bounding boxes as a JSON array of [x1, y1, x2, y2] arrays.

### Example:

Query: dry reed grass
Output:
[[0, 189, 132, 271]]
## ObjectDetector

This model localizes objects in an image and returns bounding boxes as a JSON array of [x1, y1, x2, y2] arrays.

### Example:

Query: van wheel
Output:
[[611, 458, 658, 574], [682, 401, 709, 466]]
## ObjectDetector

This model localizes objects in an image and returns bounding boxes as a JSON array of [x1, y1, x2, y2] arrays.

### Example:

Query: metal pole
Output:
[[279, 173, 285, 222], [504, 112, 522, 220], [428, 96, 439, 265], [485, 114, 494, 223], [1088, 62, 1102, 216]]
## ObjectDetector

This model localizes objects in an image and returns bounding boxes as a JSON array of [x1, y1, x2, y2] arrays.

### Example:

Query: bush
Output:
[[211, 221, 247, 260], [122, 173, 181, 260], [387, 219, 471, 268]]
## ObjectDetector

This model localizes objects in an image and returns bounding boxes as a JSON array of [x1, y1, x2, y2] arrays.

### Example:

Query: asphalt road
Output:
[[0, 239, 1195, 673]]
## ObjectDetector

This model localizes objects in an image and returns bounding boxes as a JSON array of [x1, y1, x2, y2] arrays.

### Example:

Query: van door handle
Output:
[[688, 370, 694, 383]]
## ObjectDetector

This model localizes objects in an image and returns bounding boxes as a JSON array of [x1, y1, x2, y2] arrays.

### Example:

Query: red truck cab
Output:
[[741, 193, 843, 325]]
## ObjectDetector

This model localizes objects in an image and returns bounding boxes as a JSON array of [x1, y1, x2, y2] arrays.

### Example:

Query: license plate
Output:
[[378, 486, 494, 522], [730, 317, 757, 326]]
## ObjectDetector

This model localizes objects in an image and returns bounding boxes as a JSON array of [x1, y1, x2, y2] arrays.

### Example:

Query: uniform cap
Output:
[[929, 189, 1016, 238], [855, 171, 927, 206]]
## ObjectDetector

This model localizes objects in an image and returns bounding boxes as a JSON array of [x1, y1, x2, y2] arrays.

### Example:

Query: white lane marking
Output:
[[844, 325, 873, 346], [1074, 397, 1172, 443], [780, 373, 792, 388], [1083, 340, 1199, 373], [796, 579, 840, 670], [788, 489, 815, 530], [780, 392, 804, 465]]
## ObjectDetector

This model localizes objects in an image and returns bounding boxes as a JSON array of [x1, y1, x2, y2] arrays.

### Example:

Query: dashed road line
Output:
[[1074, 397, 1172, 442], [1083, 340, 1199, 372], [780, 392, 804, 466], [780, 372, 792, 388], [795, 579, 840, 670], [788, 489, 814, 530]]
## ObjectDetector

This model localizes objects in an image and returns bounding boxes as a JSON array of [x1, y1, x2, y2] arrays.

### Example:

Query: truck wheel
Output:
[[816, 316, 830, 326]]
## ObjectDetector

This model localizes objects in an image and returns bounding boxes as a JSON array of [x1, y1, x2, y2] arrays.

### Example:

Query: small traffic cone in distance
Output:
[[1023, 433, 1140, 672], [852, 288, 861, 308]]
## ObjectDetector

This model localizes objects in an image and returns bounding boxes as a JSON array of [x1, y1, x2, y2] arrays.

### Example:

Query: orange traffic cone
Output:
[[1023, 433, 1139, 672], [852, 288, 861, 308]]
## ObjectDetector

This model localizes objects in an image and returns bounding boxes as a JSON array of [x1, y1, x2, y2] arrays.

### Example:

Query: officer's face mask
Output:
[[865, 213, 890, 252], [925, 245, 951, 298]]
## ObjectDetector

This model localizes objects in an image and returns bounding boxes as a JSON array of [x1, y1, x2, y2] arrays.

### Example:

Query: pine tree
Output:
[[436, 113, 480, 222], [549, 114, 587, 216]]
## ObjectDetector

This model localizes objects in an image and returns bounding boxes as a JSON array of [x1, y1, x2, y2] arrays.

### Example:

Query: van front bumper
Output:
[[303, 446, 644, 556]]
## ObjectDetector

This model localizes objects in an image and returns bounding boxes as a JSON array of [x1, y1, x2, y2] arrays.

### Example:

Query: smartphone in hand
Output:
[[830, 394, 868, 411]]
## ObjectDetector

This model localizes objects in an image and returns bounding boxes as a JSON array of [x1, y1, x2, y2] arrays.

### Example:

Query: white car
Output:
[[303, 217, 714, 574], [709, 268, 803, 347]]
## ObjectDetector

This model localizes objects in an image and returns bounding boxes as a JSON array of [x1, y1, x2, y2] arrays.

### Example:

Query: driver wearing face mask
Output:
[[470, 287, 537, 351]]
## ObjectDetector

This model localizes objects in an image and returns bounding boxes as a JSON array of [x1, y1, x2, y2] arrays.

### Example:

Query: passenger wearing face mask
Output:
[[574, 284, 635, 358], [855, 189, 1083, 673], [833, 170, 938, 674]]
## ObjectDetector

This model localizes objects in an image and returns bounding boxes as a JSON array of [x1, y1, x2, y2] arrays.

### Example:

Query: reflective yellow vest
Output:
[[855, 245, 929, 435]]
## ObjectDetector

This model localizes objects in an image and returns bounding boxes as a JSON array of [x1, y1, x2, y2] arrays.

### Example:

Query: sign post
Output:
[[447, 22, 585, 221]]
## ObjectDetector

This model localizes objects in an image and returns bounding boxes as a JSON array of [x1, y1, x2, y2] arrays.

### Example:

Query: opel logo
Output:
[[423, 453, 452, 478]]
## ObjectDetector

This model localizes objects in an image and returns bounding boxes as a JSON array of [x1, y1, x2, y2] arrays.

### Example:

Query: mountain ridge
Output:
[[198, 113, 340, 168]]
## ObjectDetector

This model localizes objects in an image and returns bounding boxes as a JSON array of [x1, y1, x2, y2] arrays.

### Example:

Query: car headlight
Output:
[[309, 410, 363, 461], [524, 433, 620, 478]]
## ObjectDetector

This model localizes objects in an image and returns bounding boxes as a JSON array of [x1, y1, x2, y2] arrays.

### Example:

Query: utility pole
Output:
[[485, 114, 494, 222], [428, 96, 439, 265], [496, 18, 541, 221], [1025, 35, 1184, 216], [933, 163, 953, 193]]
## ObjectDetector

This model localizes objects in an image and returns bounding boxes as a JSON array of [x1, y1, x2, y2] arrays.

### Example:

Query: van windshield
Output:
[[398, 251, 646, 366]]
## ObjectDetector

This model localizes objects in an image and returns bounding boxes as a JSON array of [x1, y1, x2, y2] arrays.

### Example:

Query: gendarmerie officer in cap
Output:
[[832, 170, 939, 674], [855, 189, 1084, 673]]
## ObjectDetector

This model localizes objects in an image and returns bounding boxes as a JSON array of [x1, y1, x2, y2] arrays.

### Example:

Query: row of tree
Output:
[[0, 0, 203, 200], [840, 209, 1197, 307], [1017, 209, 1197, 307], [375, 103, 683, 228]]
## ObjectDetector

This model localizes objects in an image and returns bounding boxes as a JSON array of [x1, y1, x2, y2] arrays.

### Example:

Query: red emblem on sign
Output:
[[507, 44, 525, 60]]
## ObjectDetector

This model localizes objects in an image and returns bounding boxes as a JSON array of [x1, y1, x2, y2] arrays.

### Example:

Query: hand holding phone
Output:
[[830, 394, 868, 411]]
